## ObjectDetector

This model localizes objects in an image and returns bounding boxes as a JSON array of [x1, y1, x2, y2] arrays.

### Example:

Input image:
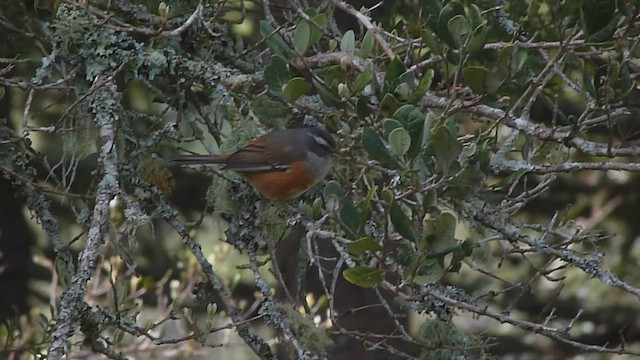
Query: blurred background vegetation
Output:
[[2, 0, 640, 359]]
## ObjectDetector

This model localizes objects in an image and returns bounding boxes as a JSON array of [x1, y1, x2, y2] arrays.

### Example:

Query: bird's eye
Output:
[[311, 134, 330, 148], [311, 133, 336, 154]]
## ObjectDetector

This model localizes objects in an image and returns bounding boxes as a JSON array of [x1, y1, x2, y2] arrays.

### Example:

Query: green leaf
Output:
[[398, 70, 416, 88], [343, 266, 383, 288], [447, 14, 470, 47], [323, 180, 345, 198], [437, 1, 465, 49], [323, 180, 344, 212], [408, 69, 433, 103], [423, 189, 437, 209], [251, 97, 290, 118], [462, 66, 501, 95], [359, 185, 378, 233], [394, 83, 412, 101], [360, 30, 375, 58], [423, 211, 457, 253], [466, 22, 488, 53], [362, 127, 398, 169], [383, 57, 407, 94], [388, 127, 411, 157], [421, 29, 442, 56], [390, 200, 420, 243], [369, 62, 382, 97], [264, 56, 289, 92], [379, 93, 403, 116], [259, 20, 291, 58], [311, 197, 323, 219], [383, 118, 403, 139], [340, 197, 361, 238], [581, 0, 618, 42], [430, 126, 462, 173], [282, 77, 311, 102], [308, 14, 327, 46], [404, 258, 444, 285], [582, 60, 597, 99], [381, 188, 394, 204], [446, 166, 487, 200], [356, 97, 370, 118], [352, 66, 372, 94], [490, 168, 527, 189], [393, 105, 425, 159], [294, 21, 311, 54], [340, 30, 356, 54], [460, 239, 475, 257], [468, 4, 482, 29], [345, 237, 383, 256]]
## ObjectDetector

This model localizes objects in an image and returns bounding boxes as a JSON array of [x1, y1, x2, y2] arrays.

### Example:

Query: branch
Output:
[[419, 95, 639, 157], [48, 79, 122, 360], [469, 204, 640, 301], [163, 213, 274, 359], [424, 286, 640, 356], [247, 246, 320, 360], [332, 0, 396, 60]]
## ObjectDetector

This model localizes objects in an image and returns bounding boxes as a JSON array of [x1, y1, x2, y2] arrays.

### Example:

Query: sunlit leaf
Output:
[[282, 77, 311, 102], [343, 266, 383, 288]]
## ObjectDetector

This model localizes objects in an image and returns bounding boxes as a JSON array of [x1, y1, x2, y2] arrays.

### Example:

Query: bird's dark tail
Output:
[[166, 154, 228, 165]]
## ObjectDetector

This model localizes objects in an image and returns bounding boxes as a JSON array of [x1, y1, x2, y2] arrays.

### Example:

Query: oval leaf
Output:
[[282, 77, 311, 102], [264, 56, 289, 92], [340, 197, 361, 238], [345, 237, 383, 256], [362, 127, 398, 169], [390, 200, 420, 243], [388, 127, 411, 157], [294, 21, 311, 54], [259, 20, 291, 58], [360, 30, 375, 58], [430, 126, 462, 173], [408, 69, 433, 103], [309, 14, 327, 46], [340, 30, 356, 54], [394, 105, 425, 159], [343, 266, 383, 288], [423, 211, 457, 253], [462, 66, 501, 95], [383, 118, 403, 139]]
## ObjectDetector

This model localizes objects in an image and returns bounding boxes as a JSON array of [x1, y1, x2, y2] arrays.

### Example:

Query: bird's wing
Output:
[[222, 142, 291, 173]]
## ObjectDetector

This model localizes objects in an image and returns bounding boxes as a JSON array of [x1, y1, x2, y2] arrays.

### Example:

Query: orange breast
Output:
[[239, 161, 315, 200]]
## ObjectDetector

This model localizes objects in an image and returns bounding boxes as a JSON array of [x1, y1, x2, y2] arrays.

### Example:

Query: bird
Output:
[[169, 127, 337, 200]]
